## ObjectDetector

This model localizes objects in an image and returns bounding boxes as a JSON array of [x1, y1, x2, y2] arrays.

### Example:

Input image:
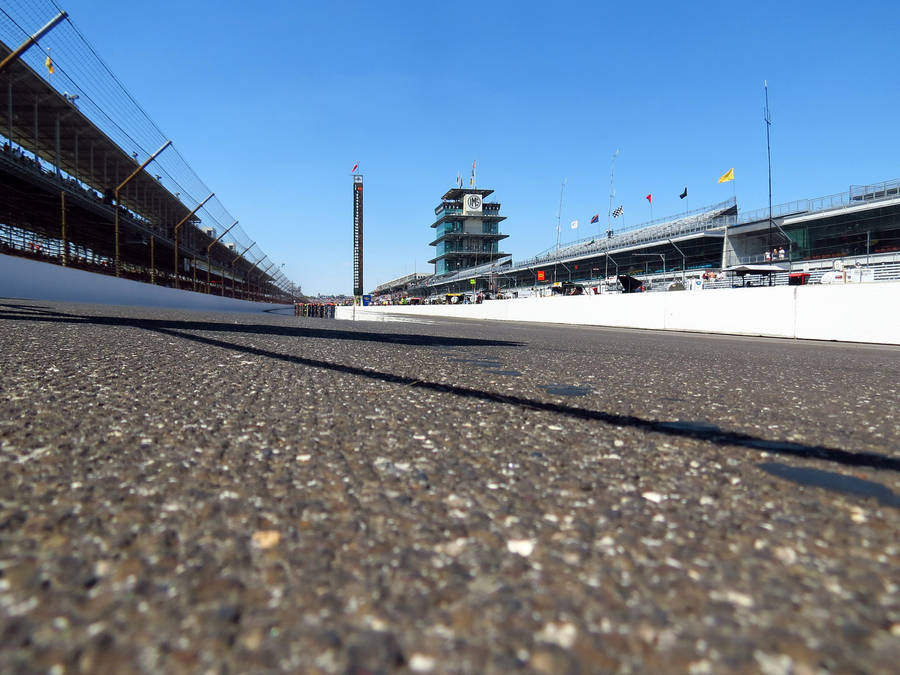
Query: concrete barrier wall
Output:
[[9, 252, 890, 342], [337, 283, 900, 344], [0, 253, 291, 313]]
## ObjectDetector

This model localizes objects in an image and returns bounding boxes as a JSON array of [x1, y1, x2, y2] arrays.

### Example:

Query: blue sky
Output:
[[49, 0, 900, 295]]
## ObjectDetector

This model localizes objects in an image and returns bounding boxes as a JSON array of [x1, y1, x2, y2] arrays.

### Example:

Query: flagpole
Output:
[[556, 179, 566, 252], [607, 149, 618, 238]]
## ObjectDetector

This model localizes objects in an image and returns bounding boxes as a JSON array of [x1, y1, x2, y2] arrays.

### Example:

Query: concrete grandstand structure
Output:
[[406, 180, 900, 298], [373, 271, 432, 303], [722, 179, 900, 266], [0, 12, 296, 303]]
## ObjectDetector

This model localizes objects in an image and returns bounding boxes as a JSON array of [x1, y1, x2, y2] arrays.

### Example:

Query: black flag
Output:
[[679, 187, 688, 199]]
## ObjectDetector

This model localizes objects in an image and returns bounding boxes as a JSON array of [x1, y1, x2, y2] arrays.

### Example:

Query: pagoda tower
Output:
[[428, 187, 508, 275]]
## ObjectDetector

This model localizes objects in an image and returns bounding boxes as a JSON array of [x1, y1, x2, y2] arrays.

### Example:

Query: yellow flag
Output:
[[718, 168, 734, 183], [45, 56, 54, 74]]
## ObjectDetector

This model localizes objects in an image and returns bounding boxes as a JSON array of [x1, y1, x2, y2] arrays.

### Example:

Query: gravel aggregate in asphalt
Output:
[[1, 299, 898, 673]]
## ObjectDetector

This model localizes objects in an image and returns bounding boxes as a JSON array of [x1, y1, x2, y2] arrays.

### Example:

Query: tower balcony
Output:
[[429, 232, 509, 247]]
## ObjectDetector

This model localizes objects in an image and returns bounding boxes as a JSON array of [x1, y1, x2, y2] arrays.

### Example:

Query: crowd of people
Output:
[[294, 302, 336, 318]]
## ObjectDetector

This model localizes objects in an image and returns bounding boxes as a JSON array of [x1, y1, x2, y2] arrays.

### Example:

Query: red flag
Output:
[[645, 194, 652, 204], [352, 163, 359, 173]]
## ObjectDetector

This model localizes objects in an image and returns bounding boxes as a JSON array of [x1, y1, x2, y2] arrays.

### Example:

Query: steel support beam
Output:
[[33, 95, 38, 160], [54, 114, 60, 179], [206, 220, 238, 293], [244, 257, 266, 301], [172, 192, 214, 288], [229, 242, 254, 298], [114, 140, 171, 276], [257, 262, 275, 301], [0, 11, 68, 74], [60, 191, 66, 266], [6, 76, 12, 146]]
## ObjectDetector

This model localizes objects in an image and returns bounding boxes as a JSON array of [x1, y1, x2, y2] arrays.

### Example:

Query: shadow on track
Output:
[[0, 303, 521, 348], [3, 302, 898, 473], [759, 463, 900, 507]]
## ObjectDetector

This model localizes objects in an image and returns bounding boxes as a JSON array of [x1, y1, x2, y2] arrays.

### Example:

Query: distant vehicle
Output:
[[820, 267, 874, 284], [550, 281, 585, 295]]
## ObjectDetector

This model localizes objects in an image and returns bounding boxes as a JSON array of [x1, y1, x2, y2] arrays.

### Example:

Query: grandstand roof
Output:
[[512, 198, 736, 271], [0, 6, 296, 296], [1, 42, 195, 219], [374, 271, 432, 293]]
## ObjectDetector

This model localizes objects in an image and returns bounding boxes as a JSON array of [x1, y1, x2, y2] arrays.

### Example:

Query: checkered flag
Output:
[[611, 205, 624, 218]]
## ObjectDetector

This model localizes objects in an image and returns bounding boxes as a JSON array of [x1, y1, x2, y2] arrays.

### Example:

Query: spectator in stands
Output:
[[778, 247, 785, 260], [764, 250, 772, 262]]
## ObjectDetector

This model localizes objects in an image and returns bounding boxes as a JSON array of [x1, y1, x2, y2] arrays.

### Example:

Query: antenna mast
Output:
[[556, 178, 567, 251]]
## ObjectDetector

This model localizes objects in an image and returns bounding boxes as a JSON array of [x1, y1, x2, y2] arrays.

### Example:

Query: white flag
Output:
[[570, 219, 579, 229]]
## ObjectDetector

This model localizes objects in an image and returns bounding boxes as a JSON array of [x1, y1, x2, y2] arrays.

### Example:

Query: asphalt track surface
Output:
[[1, 299, 898, 674]]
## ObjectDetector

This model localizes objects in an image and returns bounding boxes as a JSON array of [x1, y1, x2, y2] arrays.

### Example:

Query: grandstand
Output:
[[0, 1, 296, 302], [407, 179, 900, 298], [373, 271, 432, 303], [723, 178, 900, 266], [412, 198, 736, 296]]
